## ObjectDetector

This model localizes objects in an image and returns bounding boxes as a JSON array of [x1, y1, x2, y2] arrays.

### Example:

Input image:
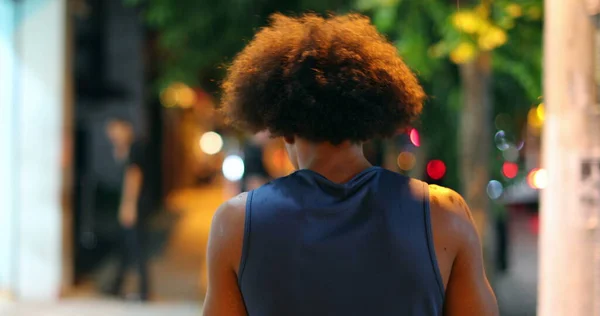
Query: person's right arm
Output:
[[119, 164, 142, 227], [202, 194, 247, 316]]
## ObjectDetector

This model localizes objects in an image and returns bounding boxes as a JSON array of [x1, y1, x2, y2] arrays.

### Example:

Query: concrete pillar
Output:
[[538, 0, 598, 314], [0, 0, 67, 300], [0, 0, 18, 299]]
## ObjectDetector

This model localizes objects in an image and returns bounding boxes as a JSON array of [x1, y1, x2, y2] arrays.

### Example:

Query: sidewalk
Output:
[[0, 185, 225, 316], [1, 185, 538, 315], [0, 299, 200, 316], [495, 208, 538, 316]]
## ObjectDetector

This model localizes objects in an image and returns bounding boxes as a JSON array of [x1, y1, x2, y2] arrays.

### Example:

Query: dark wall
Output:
[[72, 0, 158, 281]]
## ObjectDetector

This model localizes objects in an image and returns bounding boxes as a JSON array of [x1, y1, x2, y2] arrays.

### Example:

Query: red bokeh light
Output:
[[409, 128, 420, 147], [529, 214, 540, 235], [426, 160, 446, 180], [502, 162, 519, 179]]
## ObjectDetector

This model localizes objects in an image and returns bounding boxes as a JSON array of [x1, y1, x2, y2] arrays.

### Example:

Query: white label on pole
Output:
[[578, 154, 600, 315], [580, 159, 600, 228]]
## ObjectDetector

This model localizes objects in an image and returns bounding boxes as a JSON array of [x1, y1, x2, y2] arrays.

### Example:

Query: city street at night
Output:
[[1, 0, 597, 313], [1, 184, 539, 315]]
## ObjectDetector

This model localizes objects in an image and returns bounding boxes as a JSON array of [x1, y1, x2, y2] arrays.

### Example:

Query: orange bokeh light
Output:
[[527, 168, 548, 189]]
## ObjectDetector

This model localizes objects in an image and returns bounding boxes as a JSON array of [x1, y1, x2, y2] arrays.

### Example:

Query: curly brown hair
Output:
[[220, 13, 425, 144]]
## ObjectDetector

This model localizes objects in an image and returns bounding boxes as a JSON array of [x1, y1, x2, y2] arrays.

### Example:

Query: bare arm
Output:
[[119, 165, 142, 227], [122, 165, 142, 205], [437, 189, 499, 316], [202, 194, 247, 316]]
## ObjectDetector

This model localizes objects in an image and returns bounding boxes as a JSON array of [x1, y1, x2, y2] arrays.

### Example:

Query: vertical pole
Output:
[[538, 0, 597, 314], [459, 53, 494, 270], [0, 0, 18, 299], [13, 0, 67, 300]]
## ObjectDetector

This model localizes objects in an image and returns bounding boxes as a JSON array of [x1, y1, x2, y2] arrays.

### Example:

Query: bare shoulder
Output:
[[208, 193, 248, 274], [211, 193, 247, 236], [427, 184, 476, 233], [427, 185, 499, 314], [427, 184, 481, 251], [215, 192, 248, 218], [408, 182, 475, 233], [421, 184, 480, 288]]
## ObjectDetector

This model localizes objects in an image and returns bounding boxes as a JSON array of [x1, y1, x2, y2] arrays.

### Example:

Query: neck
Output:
[[113, 144, 130, 161], [297, 140, 372, 184]]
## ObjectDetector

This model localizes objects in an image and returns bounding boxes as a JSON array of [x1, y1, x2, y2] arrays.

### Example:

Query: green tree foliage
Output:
[[127, 0, 542, 193], [359, 0, 542, 190], [362, 0, 542, 99], [124, 0, 354, 91]]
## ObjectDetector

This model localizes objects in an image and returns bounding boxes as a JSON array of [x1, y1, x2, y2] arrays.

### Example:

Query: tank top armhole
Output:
[[237, 190, 254, 286], [422, 181, 446, 299]]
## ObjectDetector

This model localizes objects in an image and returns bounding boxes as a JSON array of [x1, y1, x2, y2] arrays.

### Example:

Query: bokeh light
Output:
[[527, 168, 548, 189], [450, 41, 477, 64], [494, 113, 512, 131], [264, 147, 295, 177], [409, 128, 420, 147], [502, 146, 520, 162], [536, 103, 545, 121], [527, 6, 542, 20], [199, 131, 224, 155], [494, 130, 510, 151], [222, 155, 245, 181], [160, 82, 197, 109], [487, 180, 504, 199], [478, 26, 508, 51], [528, 106, 544, 129], [160, 86, 178, 108], [177, 84, 197, 108], [397, 152, 416, 171], [262, 141, 295, 177], [502, 162, 519, 179], [271, 148, 288, 170], [451, 11, 482, 34], [426, 160, 446, 180], [505, 4, 523, 17]]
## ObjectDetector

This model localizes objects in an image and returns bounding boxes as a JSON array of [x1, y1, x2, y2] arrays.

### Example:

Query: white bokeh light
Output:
[[486, 180, 504, 200], [222, 155, 245, 181], [199, 131, 223, 155]]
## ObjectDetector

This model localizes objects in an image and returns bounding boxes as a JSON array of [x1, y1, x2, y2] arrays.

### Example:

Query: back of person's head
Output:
[[105, 116, 134, 145], [221, 13, 425, 145]]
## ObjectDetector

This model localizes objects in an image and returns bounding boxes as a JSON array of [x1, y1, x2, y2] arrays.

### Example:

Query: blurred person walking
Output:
[[203, 14, 498, 316], [104, 117, 158, 301], [240, 131, 272, 192]]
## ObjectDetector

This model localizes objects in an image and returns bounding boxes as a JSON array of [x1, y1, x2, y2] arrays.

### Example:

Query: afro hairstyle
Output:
[[220, 13, 425, 144]]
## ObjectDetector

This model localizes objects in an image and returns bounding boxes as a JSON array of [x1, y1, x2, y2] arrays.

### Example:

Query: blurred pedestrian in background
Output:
[[104, 117, 158, 301], [240, 130, 272, 192]]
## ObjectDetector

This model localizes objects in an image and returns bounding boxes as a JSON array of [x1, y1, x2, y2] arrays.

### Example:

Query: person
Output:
[[203, 13, 498, 315], [240, 131, 272, 192], [104, 117, 157, 301]]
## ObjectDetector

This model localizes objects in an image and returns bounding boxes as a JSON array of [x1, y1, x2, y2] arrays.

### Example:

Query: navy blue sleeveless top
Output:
[[238, 167, 444, 315]]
